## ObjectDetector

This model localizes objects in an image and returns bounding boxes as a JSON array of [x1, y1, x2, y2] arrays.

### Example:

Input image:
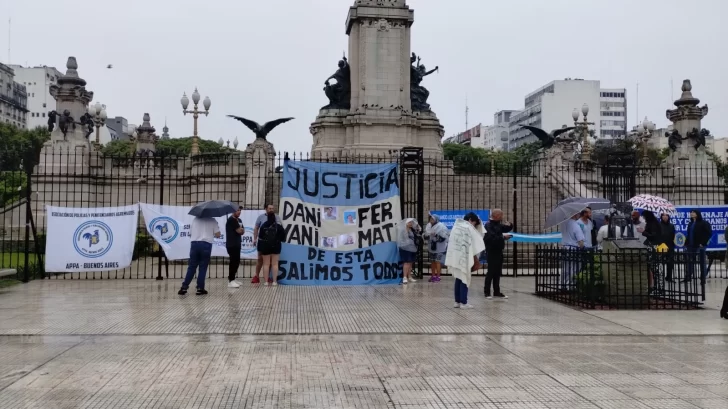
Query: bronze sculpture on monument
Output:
[[310, 0, 445, 159]]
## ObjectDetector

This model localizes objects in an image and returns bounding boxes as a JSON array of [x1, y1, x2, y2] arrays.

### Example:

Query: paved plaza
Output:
[[0, 277, 727, 408]]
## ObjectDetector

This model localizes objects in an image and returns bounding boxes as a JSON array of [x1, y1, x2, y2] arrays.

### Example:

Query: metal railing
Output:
[[535, 246, 703, 309]]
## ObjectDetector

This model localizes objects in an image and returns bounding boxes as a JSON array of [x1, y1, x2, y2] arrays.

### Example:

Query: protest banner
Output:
[[139, 203, 260, 260], [672, 205, 728, 251], [45, 205, 138, 272], [429, 209, 490, 229], [278, 161, 402, 285]]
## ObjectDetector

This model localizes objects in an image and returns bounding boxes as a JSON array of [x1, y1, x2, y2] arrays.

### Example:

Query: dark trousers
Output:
[[664, 248, 675, 281], [685, 247, 707, 281], [485, 252, 503, 295], [182, 241, 213, 290], [454, 278, 468, 305], [227, 245, 241, 282]]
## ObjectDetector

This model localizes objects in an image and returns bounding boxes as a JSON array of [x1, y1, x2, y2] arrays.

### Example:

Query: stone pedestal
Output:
[[665, 80, 711, 166], [602, 240, 650, 308], [244, 138, 276, 209], [310, 0, 444, 159]]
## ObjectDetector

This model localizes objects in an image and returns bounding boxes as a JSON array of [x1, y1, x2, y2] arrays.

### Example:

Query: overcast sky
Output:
[[3, 0, 726, 153]]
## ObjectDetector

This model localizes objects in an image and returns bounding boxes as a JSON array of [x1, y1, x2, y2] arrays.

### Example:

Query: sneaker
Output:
[[460, 304, 474, 309], [267, 278, 273, 285], [251, 276, 260, 284], [484, 293, 492, 299], [272, 282, 278, 286], [494, 293, 508, 299], [264, 281, 269, 287], [196, 289, 208, 295], [402, 278, 408, 285], [409, 277, 417, 283], [453, 302, 461, 308], [434, 276, 441, 282], [228, 281, 241, 288], [178, 288, 187, 295], [428, 277, 435, 283]]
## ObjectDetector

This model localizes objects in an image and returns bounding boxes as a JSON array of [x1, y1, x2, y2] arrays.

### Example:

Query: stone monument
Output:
[[664, 80, 711, 165], [310, 0, 445, 159], [130, 113, 159, 153], [38, 57, 96, 172]]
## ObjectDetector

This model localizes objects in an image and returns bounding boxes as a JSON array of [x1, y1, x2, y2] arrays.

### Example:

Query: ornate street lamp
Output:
[[88, 102, 108, 149], [233, 136, 239, 150], [634, 116, 656, 166], [181, 88, 211, 155], [573, 103, 595, 161]]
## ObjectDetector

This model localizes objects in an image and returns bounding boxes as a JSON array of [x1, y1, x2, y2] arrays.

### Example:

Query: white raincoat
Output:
[[444, 219, 485, 288]]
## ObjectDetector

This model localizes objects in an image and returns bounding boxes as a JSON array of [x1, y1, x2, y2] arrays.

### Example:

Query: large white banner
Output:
[[139, 203, 260, 260], [45, 205, 139, 272]]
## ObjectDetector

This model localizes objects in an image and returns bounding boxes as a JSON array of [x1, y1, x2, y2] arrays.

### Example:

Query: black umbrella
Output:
[[188, 200, 239, 218]]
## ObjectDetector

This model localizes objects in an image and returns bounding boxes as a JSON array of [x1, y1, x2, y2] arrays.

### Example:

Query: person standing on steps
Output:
[[179, 215, 221, 295], [226, 206, 245, 288], [483, 209, 512, 299], [251, 204, 281, 285]]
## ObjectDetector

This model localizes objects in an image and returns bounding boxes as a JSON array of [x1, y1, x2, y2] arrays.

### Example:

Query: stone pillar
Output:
[[244, 138, 276, 209], [665, 80, 710, 165], [131, 113, 158, 153]]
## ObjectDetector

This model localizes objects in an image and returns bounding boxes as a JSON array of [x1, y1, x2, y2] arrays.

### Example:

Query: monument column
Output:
[[310, 0, 444, 160]]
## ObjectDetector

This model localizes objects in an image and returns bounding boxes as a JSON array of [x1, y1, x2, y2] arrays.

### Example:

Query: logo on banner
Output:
[[73, 220, 114, 258], [675, 232, 686, 247], [241, 227, 256, 256], [149, 217, 179, 244]]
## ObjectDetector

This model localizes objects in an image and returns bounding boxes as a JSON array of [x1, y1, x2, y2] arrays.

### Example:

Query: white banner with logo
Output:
[[45, 205, 139, 272], [139, 203, 260, 261]]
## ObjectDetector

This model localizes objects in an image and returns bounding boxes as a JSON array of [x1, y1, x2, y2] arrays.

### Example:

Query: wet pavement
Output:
[[0, 277, 726, 408]]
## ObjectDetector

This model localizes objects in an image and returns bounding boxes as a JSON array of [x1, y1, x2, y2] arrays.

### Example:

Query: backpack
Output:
[[259, 222, 278, 244]]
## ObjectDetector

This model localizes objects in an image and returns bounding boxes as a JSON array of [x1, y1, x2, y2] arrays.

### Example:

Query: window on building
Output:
[[42, 113, 45, 117], [42, 103, 46, 108]]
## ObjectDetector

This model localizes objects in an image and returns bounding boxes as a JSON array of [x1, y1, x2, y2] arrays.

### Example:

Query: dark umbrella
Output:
[[556, 197, 611, 210], [188, 200, 239, 218]]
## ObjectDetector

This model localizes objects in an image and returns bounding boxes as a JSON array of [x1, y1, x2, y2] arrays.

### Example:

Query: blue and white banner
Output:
[[139, 203, 260, 260], [671, 205, 728, 251], [279, 161, 402, 285], [45, 205, 139, 272], [429, 209, 490, 230], [509, 233, 562, 243]]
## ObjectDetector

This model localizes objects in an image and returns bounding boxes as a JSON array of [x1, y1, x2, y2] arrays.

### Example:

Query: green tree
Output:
[[442, 142, 540, 175], [101, 140, 136, 156], [0, 123, 51, 170], [0, 171, 26, 207]]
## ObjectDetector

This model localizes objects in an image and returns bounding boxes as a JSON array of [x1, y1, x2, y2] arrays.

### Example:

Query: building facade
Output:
[[505, 79, 628, 150], [0, 63, 28, 129], [8, 65, 63, 130], [599, 88, 628, 139]]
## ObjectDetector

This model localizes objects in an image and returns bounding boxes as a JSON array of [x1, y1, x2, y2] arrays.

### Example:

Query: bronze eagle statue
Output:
[[227, 115, 294, 140], [520, 125, 576, 149]]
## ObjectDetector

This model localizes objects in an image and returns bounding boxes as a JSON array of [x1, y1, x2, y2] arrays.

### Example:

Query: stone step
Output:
[[0, 269, 17, 278]]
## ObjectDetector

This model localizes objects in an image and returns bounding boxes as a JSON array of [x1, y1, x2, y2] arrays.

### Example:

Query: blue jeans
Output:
[[182, 241, 213, 290], [685, 247, 707, 281], [454, 278, 468, 305]]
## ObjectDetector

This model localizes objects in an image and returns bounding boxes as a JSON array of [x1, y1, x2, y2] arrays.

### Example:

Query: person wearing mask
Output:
[[225, 206, 245, 288], [641, 210, 661, 293], [252, 204, 282, 285], [685, 209, 712, 282], [424, 214, 449, 283], [445, 212, 485, 309], [596, 215, 621, 247], [561, 213, 585, 290], [623, 211, 646, 238], [576, 207, 595, 248], [483, 209, 512, 299], [179, 215, 221, 295], [256, 211, 286, 286], [397, 218, 421, 284], [660, 213, 676, 282]]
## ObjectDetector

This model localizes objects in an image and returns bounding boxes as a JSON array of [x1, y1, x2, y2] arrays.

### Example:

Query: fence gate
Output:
[[601, 153, 637, 204], [398, 147, 425, 276]]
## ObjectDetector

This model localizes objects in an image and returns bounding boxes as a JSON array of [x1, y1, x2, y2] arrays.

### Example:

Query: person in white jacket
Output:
[[445, 213, 485, 309], [596, 215, 621, 247]]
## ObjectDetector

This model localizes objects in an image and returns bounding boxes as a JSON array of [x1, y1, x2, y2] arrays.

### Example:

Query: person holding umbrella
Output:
[[178, 200, 237, 295]]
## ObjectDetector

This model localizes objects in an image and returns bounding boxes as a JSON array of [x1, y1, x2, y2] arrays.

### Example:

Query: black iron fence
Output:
[[1, 146, 728, 282], [535, 246, 703, 309]]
